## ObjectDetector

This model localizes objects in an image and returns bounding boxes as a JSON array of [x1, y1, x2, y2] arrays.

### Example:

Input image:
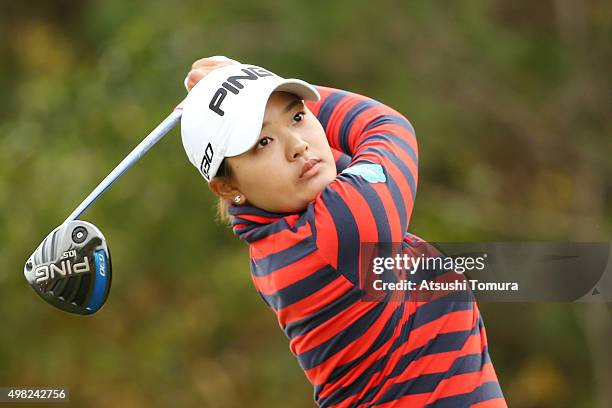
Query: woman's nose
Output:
[[286, 133, 309, 160]]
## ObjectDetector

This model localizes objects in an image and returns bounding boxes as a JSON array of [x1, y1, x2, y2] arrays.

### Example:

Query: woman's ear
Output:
[[209, 178, 244, 204]]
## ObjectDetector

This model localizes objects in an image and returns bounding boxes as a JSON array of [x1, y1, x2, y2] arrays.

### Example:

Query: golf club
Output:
[[24, 103, 183, 315]]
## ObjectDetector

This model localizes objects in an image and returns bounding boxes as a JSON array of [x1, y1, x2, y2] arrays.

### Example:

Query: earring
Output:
[[233, 195, 242, 204]]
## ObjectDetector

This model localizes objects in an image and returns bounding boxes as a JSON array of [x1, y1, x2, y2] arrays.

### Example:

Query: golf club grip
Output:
[[64, 103, 184, 223]]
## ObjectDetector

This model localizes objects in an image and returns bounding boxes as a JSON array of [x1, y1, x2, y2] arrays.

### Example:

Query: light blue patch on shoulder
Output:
[[341, 163, 386, 183]]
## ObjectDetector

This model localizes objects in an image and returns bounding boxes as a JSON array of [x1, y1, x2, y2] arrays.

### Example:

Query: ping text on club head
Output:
[[34, 252, 91, 284]]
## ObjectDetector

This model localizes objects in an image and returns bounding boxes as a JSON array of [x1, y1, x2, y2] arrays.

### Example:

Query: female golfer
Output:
[[180, 56, 507, 407]]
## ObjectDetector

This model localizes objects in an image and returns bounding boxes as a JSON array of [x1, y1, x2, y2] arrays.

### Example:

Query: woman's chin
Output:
[[302, 179, 333, 206]]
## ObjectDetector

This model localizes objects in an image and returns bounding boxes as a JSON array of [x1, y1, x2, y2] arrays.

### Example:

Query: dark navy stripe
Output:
[[283, 285, 364, 339], [242, 220, 290, 243], [316, 305, 406, 405], [250, 236, 316, 277], [341, 162, 408, 236], [242, 214, 310, 243], [229, 204, 302, 242], [387, 293, 472, 356], [320, 305, 417, 406], [228, 204, 292, 220], [262, 265, 338, 311], [351, 316, 482, 406], [424, 381, 504, 408], [358, 132, 418, 165], [324, 325, 481, 407], [355, 136, 418, 178], [304, 204, 318, 243], [441, 346, 492, 382], [327, 303, 405, 383], [297, 301, 388, 371], [318, 357, 387, 407], [411, 293, 474, 329], [320, 292, 476, 405], [386, 317, 482, 379], [385, 293, 472, 356], [377, 347, 492, 406], [321, 187, 361, 285], [356, 146, 417, 201], [364, 114, 416, 137], [338, 170, 392, 247], [313, 384, 324, 406], [233, 226, 251, 236], [377, 373, 448, 403], [334, 151, 352, 173], [316, 91, 348, 132], [338, 99, 382, 154], [384, 170, 407, 234]]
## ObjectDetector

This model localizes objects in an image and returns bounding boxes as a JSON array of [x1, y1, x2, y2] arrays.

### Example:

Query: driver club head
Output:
[[24, 220, 112, 315]]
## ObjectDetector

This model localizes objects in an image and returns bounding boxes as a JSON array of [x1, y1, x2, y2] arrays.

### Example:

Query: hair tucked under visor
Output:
[[214, 159, 233, 224]]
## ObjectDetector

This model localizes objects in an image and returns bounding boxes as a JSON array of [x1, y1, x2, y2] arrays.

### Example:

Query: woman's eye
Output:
[[257, 137, 272, 148], [293, 112, 305, 122]]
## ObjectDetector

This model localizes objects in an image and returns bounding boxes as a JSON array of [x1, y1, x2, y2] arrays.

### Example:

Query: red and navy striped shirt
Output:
[[228, 86, 507, 407]]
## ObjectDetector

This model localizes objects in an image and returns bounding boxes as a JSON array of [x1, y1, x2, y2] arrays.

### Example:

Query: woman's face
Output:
[[214, 91, 336, 213]]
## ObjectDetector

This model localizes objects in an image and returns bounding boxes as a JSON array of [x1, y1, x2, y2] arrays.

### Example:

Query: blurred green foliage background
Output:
[[1, 1, 611, 407]]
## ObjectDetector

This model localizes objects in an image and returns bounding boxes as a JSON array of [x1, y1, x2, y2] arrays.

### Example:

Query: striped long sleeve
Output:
[[306, 86, 418, 282], [228, 86, 506, 407]]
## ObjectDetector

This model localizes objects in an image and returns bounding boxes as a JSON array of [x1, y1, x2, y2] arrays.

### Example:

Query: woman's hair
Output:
[[214, 159, 233, 224]]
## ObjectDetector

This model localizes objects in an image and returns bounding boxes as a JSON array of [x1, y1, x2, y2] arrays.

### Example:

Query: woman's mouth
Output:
[[300, 158, 321, 179]]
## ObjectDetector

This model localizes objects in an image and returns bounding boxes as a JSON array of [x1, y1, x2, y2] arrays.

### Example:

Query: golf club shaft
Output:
[[64, 104, 184, 223]]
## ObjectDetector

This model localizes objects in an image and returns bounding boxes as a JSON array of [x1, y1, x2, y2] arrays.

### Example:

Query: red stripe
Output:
[[335, 181, 380, 243], [331, 148, 345, 162], [345, 106, 384, 152], [363, 121, 417, 156], [378, 155, 417, 231], [356, 309, 480, 403], [373, 322, 486, 401], [250, 220, 312, 260], [233, 223, 249, 230], [371, 182, 403, 243], [294, 299, 376, 355], [238, 213, 282, 224], [325, 93, 369, 152], [278, 275, 354, 325], [361, 307, 479, 405], [252, 251, 328, 294], [328, 181, 379, 286], [245, 87, 506, 407], [307, 302, 401, 381], [425, 362, 500, 403], [356, 137, 418, 182], [406, 309, 478, 352], [313, 198, 339, 269], [366, 362, 498, 408], [305, 86, 335, 117], [361, 123, 418, 165], [317, 303, 413, 400], [389, 330, 489, 386]]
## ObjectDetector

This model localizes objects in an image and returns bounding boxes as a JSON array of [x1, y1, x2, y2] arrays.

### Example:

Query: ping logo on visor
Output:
[[208, 66, 275, 116]]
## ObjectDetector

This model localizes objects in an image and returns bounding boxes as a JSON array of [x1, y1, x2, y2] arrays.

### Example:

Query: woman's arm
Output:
[[305, 86, 418, 282], [330, 148, 352, 173]]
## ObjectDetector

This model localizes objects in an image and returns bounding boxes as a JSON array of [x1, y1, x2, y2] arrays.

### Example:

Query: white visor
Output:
[[180, 61, 320, 181]]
